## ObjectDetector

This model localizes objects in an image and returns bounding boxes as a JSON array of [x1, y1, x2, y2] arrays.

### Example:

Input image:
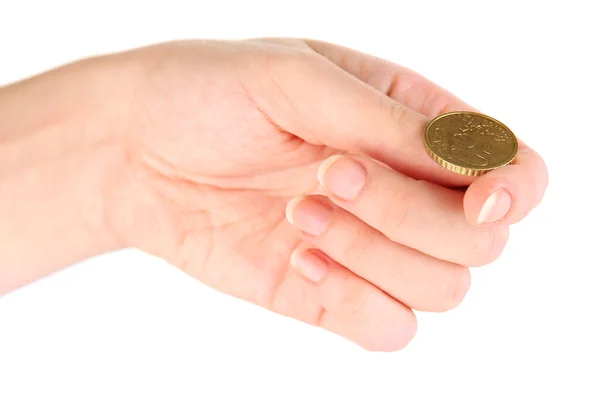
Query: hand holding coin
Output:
[[1, 38, 549, 351]]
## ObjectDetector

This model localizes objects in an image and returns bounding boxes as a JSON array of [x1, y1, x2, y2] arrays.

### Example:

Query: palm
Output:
[[127, 41, 338, 324]]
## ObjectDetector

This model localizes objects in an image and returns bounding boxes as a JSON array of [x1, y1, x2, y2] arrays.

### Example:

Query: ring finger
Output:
[[285, 195, 471, 312]]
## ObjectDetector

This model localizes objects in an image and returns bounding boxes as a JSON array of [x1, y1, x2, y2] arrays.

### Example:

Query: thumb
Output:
[[253, 51, 472, 187]]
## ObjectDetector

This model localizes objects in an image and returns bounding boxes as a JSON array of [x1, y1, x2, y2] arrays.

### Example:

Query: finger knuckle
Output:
[[361, 312, 418, 352], [473, 226, 510, 265], [342, 225, 377, 267], [389, 102, 410, 127], [446, 265, 472, 309], [329, 278, 371, 319], [382, 187, 414, 241], [398, 314, 418, 350], [421, 93, 451, 118]]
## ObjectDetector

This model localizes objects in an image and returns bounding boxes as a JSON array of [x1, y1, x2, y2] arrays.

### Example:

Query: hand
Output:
[[1, 38, 548, 351], [98, 38, 548, 351]]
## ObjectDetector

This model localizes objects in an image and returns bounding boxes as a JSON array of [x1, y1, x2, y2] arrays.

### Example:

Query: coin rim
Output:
[[424, 111, 519, 176]]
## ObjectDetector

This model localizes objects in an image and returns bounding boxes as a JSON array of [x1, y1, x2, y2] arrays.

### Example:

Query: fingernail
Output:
[[477, 189, 512, 224], [290, 249, 328, 283], [317, 155, 366, 200], [285, 196, 333, 236]]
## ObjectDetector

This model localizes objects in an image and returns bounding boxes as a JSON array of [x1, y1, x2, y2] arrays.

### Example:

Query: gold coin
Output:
[[424, 111, 518, 176]]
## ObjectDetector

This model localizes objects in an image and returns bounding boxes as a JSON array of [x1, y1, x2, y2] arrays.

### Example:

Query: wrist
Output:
[[0, 55, 132, 292]]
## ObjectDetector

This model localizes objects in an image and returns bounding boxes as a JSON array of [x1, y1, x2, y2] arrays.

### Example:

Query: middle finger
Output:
[[316, 154, 509, 267]]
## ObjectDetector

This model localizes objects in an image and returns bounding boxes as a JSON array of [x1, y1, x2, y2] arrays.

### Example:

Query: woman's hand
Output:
[[0, 38, 548, 351]]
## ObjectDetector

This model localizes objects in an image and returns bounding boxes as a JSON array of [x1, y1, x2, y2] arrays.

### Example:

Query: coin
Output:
[[423, 111, 518, 176]]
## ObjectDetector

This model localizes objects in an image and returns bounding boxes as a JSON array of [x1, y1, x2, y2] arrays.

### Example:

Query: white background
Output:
[[1, 1, 599, 411]]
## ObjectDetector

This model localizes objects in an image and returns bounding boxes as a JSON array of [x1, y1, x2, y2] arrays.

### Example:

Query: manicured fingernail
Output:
[[317, 155, 366, 200], [477, 189, 512, 224], [290, 249, 328, 283], [285, 196, 333, 236]]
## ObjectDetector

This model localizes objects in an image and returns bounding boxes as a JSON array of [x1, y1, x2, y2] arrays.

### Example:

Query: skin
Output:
[[0, 38, 548, 351]]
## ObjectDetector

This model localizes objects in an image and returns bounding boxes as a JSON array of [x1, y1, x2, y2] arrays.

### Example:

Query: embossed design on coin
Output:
[[424, 111, 518, 176]]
